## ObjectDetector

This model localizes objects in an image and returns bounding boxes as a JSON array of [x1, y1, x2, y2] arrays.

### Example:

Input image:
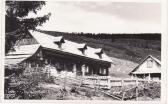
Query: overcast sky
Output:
[[28, 1, 161, 33]]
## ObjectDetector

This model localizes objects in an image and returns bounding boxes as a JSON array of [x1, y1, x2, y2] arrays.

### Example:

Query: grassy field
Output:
[[109, 57, 138, 78]]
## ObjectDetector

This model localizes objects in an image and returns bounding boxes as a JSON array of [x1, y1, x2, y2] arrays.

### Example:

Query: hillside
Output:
[[39, 30, 161, 62], [109, 57, 138, 78], [38, 30, 161, 77]]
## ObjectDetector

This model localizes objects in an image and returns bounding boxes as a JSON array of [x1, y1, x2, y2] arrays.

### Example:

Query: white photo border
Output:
[[0, 0, 167, 104]]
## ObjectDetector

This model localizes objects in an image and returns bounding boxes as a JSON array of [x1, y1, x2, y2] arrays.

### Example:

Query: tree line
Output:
[[40, 30, 161, 41]]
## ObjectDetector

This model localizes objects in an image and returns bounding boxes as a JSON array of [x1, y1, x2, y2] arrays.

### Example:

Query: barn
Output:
[[5, 30, 112, 78], [129, 55, 161, 80]]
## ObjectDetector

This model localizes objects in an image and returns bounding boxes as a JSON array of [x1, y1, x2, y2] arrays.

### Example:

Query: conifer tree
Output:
[[5, 1, 51, 53]]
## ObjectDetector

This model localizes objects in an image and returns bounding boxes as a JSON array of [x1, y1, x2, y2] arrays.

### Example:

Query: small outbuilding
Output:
[[129, 55, 161, 81]]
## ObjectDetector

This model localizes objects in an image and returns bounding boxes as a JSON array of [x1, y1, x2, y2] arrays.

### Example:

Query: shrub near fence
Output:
[[4, 67, 53, 99], [109, 79, 161, 100]]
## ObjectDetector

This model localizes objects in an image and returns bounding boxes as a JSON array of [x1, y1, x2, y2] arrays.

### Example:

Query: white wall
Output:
[[136, 57, 160, 74]]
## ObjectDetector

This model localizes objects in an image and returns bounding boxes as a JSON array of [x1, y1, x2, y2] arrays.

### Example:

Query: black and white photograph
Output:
[[3, 0, 165, 102]]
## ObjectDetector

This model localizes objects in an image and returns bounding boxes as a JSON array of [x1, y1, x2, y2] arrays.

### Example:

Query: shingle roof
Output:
[[77, 43, 87, 49], [29, 30, 112, 63], [95, 48, 103, 53]]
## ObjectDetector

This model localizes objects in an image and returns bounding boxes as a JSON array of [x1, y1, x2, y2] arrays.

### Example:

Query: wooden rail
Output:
[[54, 75, 122, 100], [110, 78, 160, 87]]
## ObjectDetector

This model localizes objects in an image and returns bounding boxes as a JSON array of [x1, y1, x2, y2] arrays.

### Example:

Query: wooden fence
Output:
[[110, 78, 160, 87], [23, 67, 160, 88], [82, 76, 160, 88]]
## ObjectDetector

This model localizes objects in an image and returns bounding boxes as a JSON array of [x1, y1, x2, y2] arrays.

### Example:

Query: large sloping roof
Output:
[[130, 55, 161, 74], [5, 44, 40, 66], [29, 30, 112, 63]]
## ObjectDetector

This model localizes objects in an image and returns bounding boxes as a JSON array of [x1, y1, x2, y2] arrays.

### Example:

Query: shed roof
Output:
[[29, 30, 112, 63], [7, 44, 40, 55], [5, 58, 27, 66], [5, 44, 40, 66], [130, 55, 161, 74]]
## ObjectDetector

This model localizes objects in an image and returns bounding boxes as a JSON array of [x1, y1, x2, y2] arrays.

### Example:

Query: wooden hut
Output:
[[130, 55, 161, 81]]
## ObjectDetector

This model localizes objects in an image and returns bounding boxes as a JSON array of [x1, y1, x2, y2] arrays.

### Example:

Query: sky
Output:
[[28, 1, 161, 33]]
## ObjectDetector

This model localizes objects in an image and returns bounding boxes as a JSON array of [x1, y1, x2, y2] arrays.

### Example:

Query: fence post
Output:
[[80, 76, 83, 87], [63, 71, 67, 89], [121, 79, 124, 87], [98, 77, 100, 89], [122, 92, 126, 100], [107, 76, 111, 89], [136, 79, 138, 101]]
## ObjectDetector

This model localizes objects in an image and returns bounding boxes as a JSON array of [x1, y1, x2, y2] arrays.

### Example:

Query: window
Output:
[[99, 68, 106, 75], [103, 69, 106, 75], [99, 68, 102, 73], [85, 66, 89, 73], [45, 59, 48, 64], [147, 59, 153, 68]]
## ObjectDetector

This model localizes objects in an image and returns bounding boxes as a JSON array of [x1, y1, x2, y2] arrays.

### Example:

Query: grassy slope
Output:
[[39, 30, 161, 77], [109, 57, 138, 78]]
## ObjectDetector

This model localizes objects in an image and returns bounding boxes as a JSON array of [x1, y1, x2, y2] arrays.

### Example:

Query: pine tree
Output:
[[5, 1, 51, 53]]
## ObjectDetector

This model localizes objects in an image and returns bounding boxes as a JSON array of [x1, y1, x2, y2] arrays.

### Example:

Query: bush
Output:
[[85, 90, 92, 98], [4, 71, 51, 99], [24, 90, 46, 99], [143, 82, 161, 99], [45, 76, 55, 83], [70, 86, 77, 93]]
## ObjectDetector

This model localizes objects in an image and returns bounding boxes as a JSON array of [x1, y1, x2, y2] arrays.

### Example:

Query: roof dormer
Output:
[[78, 43, 87, 55], [95, 48, 103, 59], [54, 36, 65, 49]]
